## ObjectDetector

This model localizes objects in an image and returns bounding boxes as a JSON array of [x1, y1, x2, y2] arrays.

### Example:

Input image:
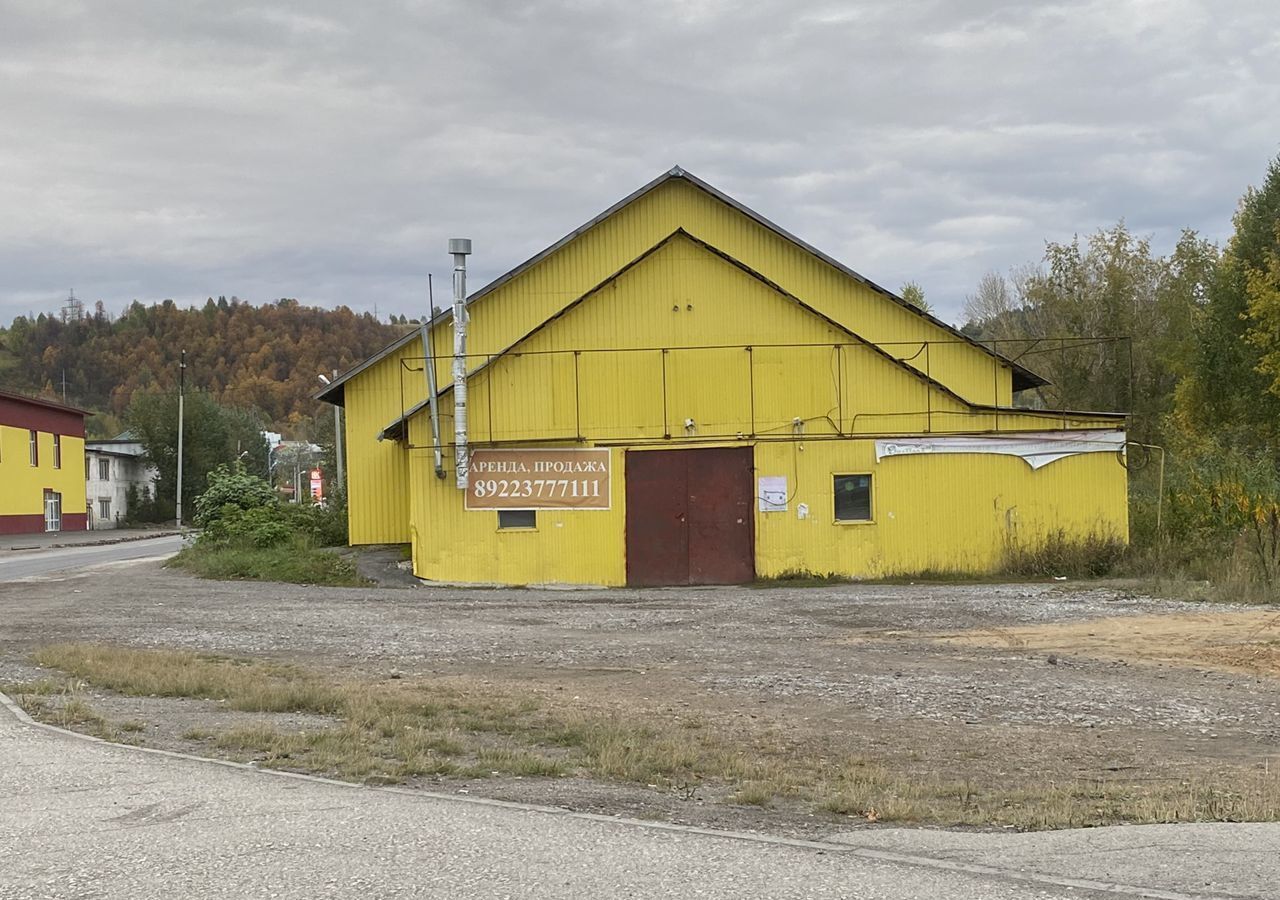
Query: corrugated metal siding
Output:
[[345, 176, 1125, 576], [429, 180, 1018, 407], [427, 235, 1021, 445], [753, 440, 1128, 578], [344, 348, 422, 544], [409, 410, 626, 585], [400, 230, 1127, 584], [408, 433, 1127, 585]]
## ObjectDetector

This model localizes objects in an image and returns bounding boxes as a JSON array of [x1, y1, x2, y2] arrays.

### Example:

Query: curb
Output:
[[1, 531, 185, 553], [0, 690, 1219, 900]]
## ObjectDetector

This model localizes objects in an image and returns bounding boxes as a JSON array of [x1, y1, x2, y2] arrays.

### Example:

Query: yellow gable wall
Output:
[[426, 235, 1108, 448], [420, 178, 1016, 409], [444, 234, 975, 445]]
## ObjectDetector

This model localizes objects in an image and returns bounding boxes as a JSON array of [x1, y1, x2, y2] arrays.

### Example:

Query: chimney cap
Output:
[[448, 238, 472, 256]]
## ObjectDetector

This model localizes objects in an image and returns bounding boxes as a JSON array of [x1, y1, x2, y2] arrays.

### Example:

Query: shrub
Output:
[[277, 489, 349, 547], [194, 464, 277, 528], [170, 534, 365, 586], [203, 505, 292, 549]]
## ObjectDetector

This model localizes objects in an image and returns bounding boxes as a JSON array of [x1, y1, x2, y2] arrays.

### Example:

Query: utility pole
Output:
[[332, 369, 345, 490], [176, 349, 186, 527]]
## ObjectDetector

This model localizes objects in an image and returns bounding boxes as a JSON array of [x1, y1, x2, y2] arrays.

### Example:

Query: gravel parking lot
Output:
[[3, 559, 1278, 835]]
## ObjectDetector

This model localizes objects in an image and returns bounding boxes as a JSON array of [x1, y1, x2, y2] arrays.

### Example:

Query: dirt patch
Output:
[[928, 610, 1280, 677], [3, 562, 1279, 836]]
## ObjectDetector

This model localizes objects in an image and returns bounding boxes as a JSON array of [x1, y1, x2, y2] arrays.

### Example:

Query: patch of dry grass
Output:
[[15, 642, 1280, 829], [30, 644, 346, 714], [4, 686, 123, 743]]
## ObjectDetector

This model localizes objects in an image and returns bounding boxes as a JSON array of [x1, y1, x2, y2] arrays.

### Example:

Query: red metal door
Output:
[[625, 447, 754, 586], [687, 447, 755, 585], [625, 450, 689, 587]]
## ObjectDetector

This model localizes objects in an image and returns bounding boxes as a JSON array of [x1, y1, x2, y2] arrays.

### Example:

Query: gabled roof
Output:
[[316, 166, 1047, 407], [377, 229, 1089, 442]]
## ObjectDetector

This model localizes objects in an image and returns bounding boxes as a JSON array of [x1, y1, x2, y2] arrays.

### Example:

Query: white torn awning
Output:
[[874, 430, 1126, 470]]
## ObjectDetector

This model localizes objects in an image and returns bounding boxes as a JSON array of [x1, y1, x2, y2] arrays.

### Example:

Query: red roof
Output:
[[0, 389, 93, 417]]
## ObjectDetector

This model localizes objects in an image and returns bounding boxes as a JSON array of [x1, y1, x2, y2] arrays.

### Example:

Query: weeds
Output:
[[1002, 529, 1127, 578], [17, 642, 1280, 829], [167, 535, 365, 587], [752, 570, 851, 587]]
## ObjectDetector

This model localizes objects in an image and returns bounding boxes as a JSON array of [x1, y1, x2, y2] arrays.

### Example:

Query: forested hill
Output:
[[0, 297, 409, 436]]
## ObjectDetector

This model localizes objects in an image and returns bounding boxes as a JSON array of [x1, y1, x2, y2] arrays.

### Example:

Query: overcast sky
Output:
[[3, 0, 1278, 325]]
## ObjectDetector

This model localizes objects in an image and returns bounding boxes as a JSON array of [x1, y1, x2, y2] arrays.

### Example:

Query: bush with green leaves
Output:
[[202, 505, 292, 548], [298, 487, 349, 547], [194, 464, 278, 528]]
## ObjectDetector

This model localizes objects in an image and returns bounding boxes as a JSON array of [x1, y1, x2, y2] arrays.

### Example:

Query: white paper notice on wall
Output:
[[758, 476, 788, 512]]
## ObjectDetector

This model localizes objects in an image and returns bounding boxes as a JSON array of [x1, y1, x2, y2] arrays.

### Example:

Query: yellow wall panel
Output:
[[751, 440, 1128, 579], [406, 436, 1127, 586], [0, 426, 87, 518], [343, 347, 420, 544], [407, 441, 627, 586]]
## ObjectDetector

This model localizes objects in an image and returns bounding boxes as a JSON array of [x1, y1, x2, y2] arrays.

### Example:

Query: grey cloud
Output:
[[2, 0, 1277, 323]]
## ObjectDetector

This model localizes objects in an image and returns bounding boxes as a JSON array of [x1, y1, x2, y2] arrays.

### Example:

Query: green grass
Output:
[[168, 536, 366, 586], [17, 642, 1280, 829]]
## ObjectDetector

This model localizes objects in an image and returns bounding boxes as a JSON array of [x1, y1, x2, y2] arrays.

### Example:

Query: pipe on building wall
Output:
[[422, 274, 445, 479], [450, 238, 472, 489]]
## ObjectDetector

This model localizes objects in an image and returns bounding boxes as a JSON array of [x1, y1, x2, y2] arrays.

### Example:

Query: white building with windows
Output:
[[84, 433, 157, 529]]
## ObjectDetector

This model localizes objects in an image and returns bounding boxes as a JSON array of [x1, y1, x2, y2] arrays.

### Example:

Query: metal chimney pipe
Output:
[[449, 238, 472, 489], [422, 273, 445, 479]]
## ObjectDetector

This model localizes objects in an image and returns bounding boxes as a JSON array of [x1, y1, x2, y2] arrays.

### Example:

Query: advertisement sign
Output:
[[466, 448, 611, 510], [309, 468, 323, 501]]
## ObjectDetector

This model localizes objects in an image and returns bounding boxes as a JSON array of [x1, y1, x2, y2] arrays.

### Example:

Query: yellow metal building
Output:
[[318, 168, 1127, 586], [0, 390, 90, 534]]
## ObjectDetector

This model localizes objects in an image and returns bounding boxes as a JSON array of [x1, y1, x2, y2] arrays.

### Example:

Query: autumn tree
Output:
[[963, 224, 1215, 443], [0, 298, 405, 437], [1179, 154, 1280, 450]]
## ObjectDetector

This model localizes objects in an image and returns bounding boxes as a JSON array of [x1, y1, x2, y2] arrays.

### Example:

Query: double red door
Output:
[[625, 447, 755, 586]]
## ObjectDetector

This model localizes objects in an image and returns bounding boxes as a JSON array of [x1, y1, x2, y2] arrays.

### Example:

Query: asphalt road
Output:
[[0, 702, 1200, 900], [0, 534, 185, 581]]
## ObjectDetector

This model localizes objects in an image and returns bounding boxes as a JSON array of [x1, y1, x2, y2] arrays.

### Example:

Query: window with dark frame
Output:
[[834, 474, 872, 521], [99, 498, 112, 520], [498, 509, 536, 530], [53, 434, 61, 469], [29, 430, 38, 466], [99, 457, 110, 480]]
